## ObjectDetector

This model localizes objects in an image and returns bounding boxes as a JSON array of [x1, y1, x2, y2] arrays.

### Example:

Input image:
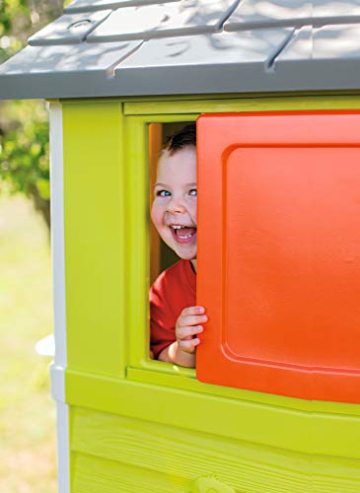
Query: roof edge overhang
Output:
[[1, 60, 360, 101]]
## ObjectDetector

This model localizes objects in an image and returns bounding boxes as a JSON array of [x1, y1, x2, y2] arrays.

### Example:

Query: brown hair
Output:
[[163, 123, 196, 156]]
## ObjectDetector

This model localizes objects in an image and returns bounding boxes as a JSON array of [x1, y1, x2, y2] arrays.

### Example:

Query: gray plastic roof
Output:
[[1, 0, 360, 99]]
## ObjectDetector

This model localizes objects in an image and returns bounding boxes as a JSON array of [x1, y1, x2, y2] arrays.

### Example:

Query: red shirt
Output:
[[150, 259, 196, 359]]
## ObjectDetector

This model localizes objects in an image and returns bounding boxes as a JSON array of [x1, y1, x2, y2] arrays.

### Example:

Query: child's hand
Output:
[[157, 306, 207, 367], [175, 306, 207, 354]]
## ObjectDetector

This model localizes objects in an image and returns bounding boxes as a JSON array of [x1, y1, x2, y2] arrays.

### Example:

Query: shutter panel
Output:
[[197, 112, 360, 403]]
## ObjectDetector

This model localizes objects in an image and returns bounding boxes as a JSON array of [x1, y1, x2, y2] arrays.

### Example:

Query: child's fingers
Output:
[[177, 325, 203, 341], [178, 314, 208, 328], [178, 337, 200, 353], [181, 306, 205, 317]]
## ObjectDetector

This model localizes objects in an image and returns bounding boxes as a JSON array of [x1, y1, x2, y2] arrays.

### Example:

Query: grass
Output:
[[0, 195, 57, 493]]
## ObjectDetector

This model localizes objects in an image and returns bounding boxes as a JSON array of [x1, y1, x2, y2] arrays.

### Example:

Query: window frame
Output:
[[125, 112, 199, 380], [123, 96, 360, 408]]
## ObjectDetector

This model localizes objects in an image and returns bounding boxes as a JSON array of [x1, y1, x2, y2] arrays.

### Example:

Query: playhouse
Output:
[[1, 1, 360, 492]]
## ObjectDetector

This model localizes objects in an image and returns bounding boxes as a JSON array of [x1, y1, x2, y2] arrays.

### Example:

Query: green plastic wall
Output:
[[62, 95, 360, 493]]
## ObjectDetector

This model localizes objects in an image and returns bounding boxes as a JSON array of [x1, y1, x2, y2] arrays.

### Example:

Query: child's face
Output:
[[151, 146, 197, 262]]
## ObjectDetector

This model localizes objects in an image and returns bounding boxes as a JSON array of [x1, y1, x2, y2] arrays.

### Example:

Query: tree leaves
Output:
[[0, 1, 63, 228]]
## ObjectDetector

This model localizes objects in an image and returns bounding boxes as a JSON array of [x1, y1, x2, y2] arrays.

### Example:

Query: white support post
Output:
[[48, 101, 70, 493]]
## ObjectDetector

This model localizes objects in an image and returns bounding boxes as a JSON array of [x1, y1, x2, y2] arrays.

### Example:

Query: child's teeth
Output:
[[170, 225, 196, 239]]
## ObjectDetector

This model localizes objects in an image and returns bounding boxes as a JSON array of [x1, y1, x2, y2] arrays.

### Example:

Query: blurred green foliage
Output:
[[0, 101, 51, 226], [0, 0, 63, 62], [0, 0, 63, 228]]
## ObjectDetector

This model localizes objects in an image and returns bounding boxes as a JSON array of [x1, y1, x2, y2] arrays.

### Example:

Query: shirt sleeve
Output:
[[150, 277, 177, 359]]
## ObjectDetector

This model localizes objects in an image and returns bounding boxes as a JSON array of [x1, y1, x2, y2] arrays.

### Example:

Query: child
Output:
[[150, 124, 207, 368]]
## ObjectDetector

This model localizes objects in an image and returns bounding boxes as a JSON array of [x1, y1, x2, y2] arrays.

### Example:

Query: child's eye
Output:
[[189, 189, 197, 197], [156, 190, 171, 197]]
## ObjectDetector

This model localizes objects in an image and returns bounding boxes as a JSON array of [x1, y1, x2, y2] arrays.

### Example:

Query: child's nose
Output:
[[166, 197, 186, 214]]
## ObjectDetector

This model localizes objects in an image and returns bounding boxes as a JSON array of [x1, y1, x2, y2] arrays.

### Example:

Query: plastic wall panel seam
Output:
[[48, 102, 71, 493], [63, 101, 126, 377]]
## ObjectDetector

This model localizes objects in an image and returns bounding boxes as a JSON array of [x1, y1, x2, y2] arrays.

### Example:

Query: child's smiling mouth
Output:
[[170, 224, 197, 244]]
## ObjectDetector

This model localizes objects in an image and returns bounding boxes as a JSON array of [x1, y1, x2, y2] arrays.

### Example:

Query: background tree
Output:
[[0, 0, 63, 228]]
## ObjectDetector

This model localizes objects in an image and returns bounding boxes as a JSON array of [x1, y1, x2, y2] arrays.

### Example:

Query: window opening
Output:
[[148, 121, 199, 368]]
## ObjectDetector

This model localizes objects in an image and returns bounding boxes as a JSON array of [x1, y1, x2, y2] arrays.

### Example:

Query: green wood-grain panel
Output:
[[70, 406, 360, 493], [72, 453, 190, 493], [63, 101, 126, 377], [66, 371, 360, 459], [71, 408, 309, 493]]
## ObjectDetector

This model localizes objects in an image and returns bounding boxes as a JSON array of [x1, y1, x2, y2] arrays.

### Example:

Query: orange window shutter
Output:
[[196, 111, 360, 403]]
